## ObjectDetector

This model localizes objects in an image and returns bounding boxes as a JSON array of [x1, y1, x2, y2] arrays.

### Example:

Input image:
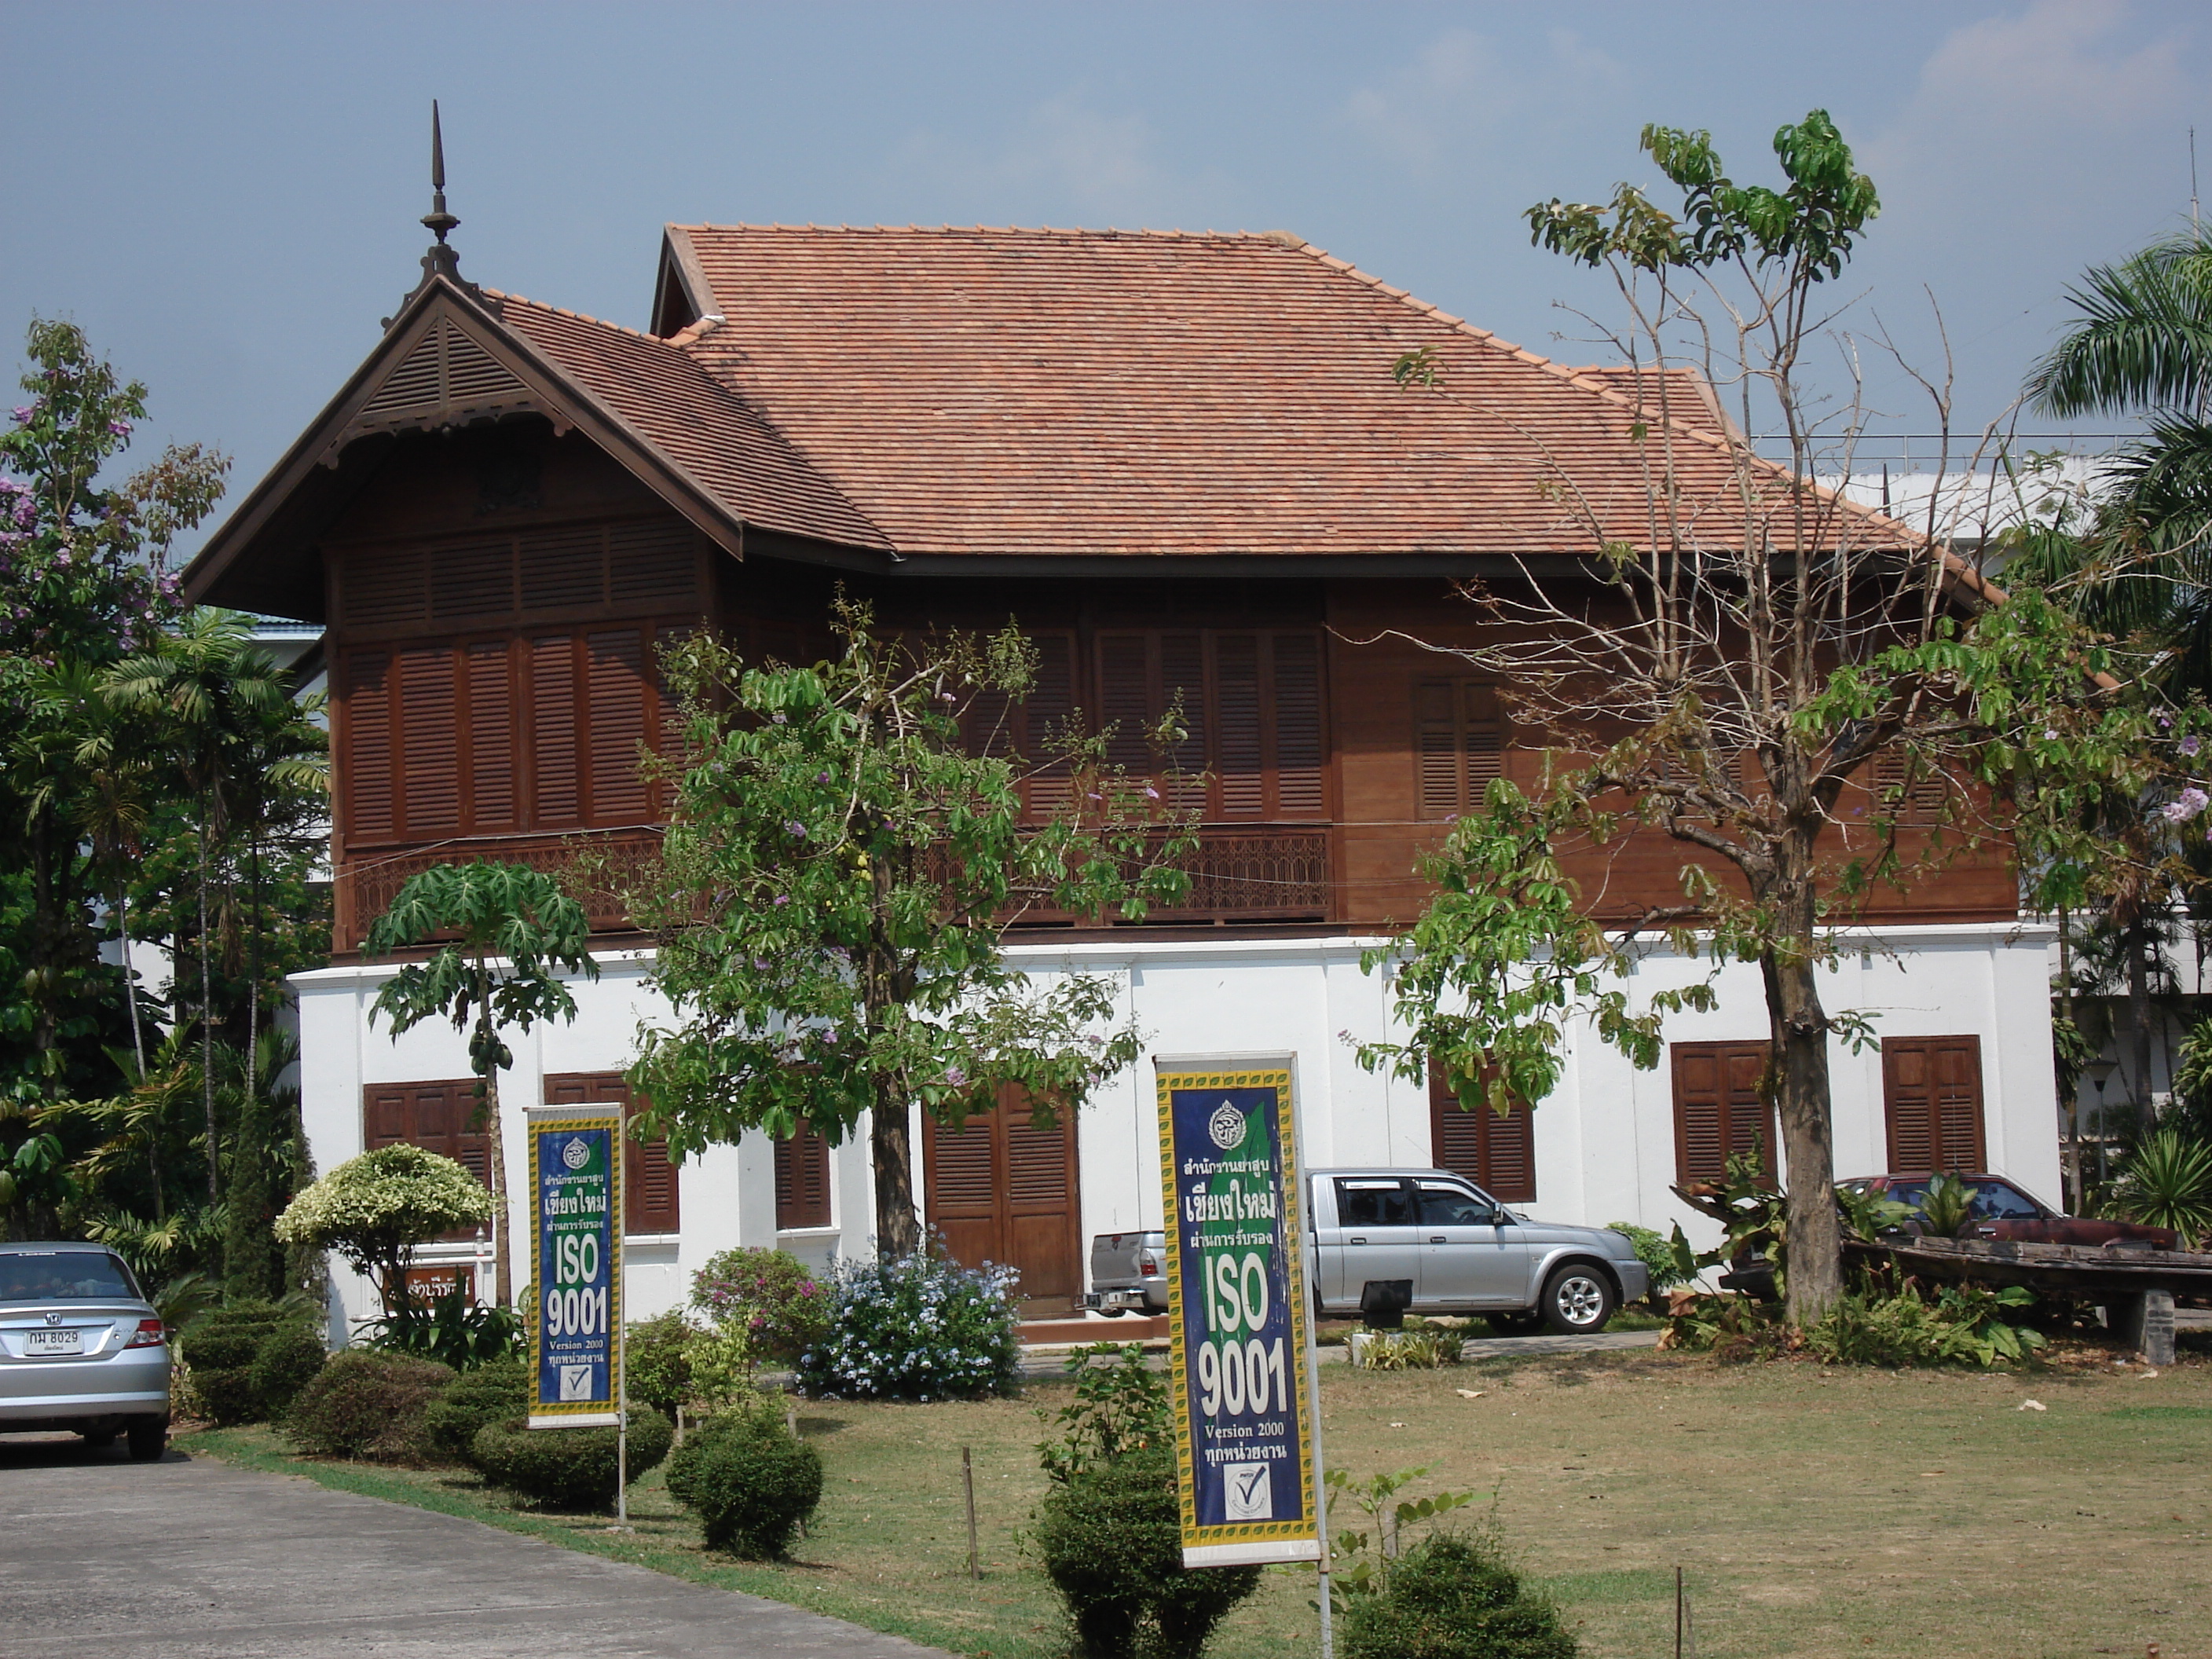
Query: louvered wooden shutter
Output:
[[607, 521, 698, 606], [1215, 634, 1265, 817], [360, 1081, 491, 1238], [1881, 1037, 1985, 1172], [463, 641, 516, 830], [398, 647, 460, 833], [520, 525, 606, 612], [585, 628, 650, 822], [1024, 634, 1079, 817], [1427, 1064, 1536, 1202], [342, 650, 395, 840], [342, 547, 428, 629], [530, 635, 580, 822], [1415, 680, 1503, 819], [544, 1071, 682, 1236], [1270, 633, 1325, 817], [1870, 752, 1947, 826], [1098, 635, 1152, 775], [1159, 633, 1210, 811], [774, 1119, 833, 1230], [1670, 1042, 1778, 1185], [430, 539, 515, 624]]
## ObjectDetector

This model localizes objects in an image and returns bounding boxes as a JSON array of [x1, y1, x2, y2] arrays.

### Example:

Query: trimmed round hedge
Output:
[[286, 1350, 454, 1462], [664, 1408, 822, 1558], [470, 1410, 673, 1511], [421, 1356, 529, 1463], [1034, 1446, 1261, 1659], [1339, 1533, 1577, 1659], [181, 1302, 327, 1426]]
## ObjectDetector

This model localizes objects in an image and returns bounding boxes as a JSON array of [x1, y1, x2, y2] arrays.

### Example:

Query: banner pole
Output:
[[1301, 1166, 1333, 1659], [616, 1306, 629, 1525]]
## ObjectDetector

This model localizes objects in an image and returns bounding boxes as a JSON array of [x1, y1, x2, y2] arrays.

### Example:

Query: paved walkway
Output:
[[0, 1436, 944, 1659]]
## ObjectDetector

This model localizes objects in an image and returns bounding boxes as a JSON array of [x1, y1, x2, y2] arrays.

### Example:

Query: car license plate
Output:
[[24, 1329, 83, 1356]]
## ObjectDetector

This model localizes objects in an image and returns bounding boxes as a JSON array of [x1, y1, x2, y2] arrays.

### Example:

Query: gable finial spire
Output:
[[420, 101, 462, 274]]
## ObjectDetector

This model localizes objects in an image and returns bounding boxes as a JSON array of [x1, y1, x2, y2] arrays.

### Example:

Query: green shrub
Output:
[[1602, 1222, 1691, 1296], [246, 1322, 329, 1419], [421, 1355, 529, 1462], [625, 1310, 701, 1418], [469, 1410, 674, 1511], [286, 1350, 455, 1462], [179, 1301, 317, 1426], [1805, 1284, 2047, 1368], [362, 1287, 524, 1372], [1339, 1532, 1577, 1659], [798, 1250, 1020, 1401], [691, 1247, 831, 1367], [664, 1406, 824, 1557], [1349, 1322, 1464, 1369], [1035, 1445, 1262, 1659]]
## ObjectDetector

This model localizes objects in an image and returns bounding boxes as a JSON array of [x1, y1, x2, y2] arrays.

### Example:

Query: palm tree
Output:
[[364, 862, 599, 1307]]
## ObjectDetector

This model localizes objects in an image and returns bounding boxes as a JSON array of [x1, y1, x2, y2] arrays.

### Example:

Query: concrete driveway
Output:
[[0, 1434, 946, 1659]]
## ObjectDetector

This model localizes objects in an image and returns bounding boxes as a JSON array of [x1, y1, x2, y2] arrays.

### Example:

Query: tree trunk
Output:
[[2127, 918, 2155, 1129], [1763, 945, 1843, 1327], [870, 1082, 921, 1259], [485, 1067, 512, 1308], [198, 818, 218, 1204]]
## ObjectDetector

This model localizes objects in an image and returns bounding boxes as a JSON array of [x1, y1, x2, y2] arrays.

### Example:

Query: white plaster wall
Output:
[[292, 918, 2056, 1324]]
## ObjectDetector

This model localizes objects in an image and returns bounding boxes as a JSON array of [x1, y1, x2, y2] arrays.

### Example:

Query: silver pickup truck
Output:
[[1085, 1167, 1648, 1335]]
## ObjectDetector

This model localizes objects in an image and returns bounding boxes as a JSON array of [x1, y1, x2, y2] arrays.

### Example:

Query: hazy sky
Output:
[[3, 1, 2205, 553]]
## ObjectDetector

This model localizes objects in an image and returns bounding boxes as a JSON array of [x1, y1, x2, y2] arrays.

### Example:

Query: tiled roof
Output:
[[623, 223, 1895, 561], [490, 291, 892, 552]]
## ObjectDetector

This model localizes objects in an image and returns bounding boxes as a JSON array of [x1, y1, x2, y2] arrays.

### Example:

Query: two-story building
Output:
[[184, 216, 2058, 1326]]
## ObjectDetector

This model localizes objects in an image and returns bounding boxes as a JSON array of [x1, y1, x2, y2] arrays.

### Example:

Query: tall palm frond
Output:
[[2028, 234, 2212, 419]]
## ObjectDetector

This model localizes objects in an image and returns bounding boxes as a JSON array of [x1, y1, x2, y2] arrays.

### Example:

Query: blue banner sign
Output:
[[527, 1107, 623, 1429], [1155, 1057, 1321, 1567]]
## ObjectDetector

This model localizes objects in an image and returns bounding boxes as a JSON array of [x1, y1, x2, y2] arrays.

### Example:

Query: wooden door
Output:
[[922, 1086, 1081, 1315], [1881, 1037, 1987, 1173]]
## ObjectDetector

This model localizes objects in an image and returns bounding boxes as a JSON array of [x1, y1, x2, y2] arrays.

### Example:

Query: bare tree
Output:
[[1358, 112, 2196, 1325]]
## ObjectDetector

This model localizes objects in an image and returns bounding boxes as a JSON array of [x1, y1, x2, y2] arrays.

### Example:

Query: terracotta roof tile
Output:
[[647, 223, 1888, 561], [489, 289, 890, 552]]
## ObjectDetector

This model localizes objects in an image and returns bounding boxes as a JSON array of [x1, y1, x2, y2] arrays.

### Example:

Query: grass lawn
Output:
[[184, 1342, 2212, 1659]]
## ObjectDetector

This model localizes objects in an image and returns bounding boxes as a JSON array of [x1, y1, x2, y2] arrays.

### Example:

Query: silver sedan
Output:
[[0, 1243, 170, 1459]]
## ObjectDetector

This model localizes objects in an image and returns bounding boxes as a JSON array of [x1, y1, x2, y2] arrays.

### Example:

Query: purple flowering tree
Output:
[[623, 595, 1196, 1260], [2, 319, 227, 1109]]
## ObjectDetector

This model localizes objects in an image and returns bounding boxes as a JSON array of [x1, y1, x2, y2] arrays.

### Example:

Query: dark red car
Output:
[[1844, 1173, 2179, 1250]]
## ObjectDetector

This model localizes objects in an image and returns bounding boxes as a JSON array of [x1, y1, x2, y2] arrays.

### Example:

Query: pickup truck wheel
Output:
[[1540, 1265, 1616, 1335], [126, 1419, 167, 1462]]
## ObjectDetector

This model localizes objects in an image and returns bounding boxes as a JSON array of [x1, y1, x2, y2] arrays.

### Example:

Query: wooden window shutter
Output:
[[1270, 632, 1326, 818], [1881, 1037, 1986, 1172], [342, 547, 428, 629], [1158, 633, 1210, 812], [359, 1081, 491, 1238], [1670, 1042, 1779, 1185], [520, 525, 606, 612], [774, 1119, 833, 1230], [1215, 634, 1265, 817], [530, 635, 580, 824], [607, 520, 699, 607], [1097, 634, 1153, 775], [584, 628, 651, 823], [1870, 752, 1947, 826], [1024, 633, 1079, 817], [544, 1071, 682, 1236], [463, 640, 516, 830], [1427, 1064, 1536, 1203], [398, 646, 461, 833], [430, 538, 516, 624], [342, 650, 395, 840], [1415, 680, 1503, 819]]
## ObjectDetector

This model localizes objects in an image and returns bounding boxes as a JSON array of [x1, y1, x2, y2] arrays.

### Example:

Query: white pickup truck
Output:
[[1084, 1167, 1649, 1335]]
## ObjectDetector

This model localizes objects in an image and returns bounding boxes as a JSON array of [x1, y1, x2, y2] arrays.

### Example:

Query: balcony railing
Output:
[[335, 823, 1332, 952], [334, 829, 666, 952]]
